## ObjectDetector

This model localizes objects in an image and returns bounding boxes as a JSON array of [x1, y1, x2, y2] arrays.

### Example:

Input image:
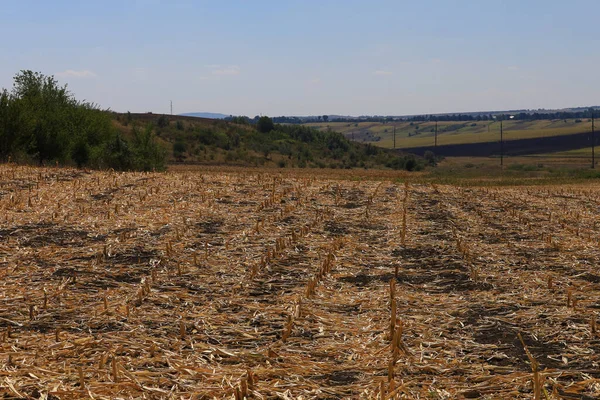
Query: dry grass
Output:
[[1, 164, 600, 398]]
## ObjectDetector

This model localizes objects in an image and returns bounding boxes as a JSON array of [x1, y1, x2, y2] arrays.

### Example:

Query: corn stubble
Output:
[[1, 165, 600, 398]]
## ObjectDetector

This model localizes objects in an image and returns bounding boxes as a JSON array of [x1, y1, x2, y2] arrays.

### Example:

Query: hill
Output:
[[113, 113, 426, 171], [306, 119, 596, 153], [179, 112, 229, 119]]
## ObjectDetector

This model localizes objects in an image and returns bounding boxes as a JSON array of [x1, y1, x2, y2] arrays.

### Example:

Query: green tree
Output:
[[131, 124, 167, 171], [173, 140, 187, 161], [0, 89, 20, 159], [105, 132, 133, 170], [12, 70, 75, 164], [257, 116, 274, 133], [0, 70, 166, 170]]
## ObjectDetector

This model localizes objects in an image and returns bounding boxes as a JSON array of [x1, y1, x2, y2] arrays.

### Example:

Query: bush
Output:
[[104, 133, 133, 170], [71, 139, 90, 168], [131, 124, 167, 171], [0, 70, 167, 171], [257, 116, 274, 133], [424, 150, 436, 166], [404, 158, 417, 171], [173, 140, 187, 161], [157, 115, 169, 128]]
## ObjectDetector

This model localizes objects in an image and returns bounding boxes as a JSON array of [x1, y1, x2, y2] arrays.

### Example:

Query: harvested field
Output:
[[2, 165, 600, 398]]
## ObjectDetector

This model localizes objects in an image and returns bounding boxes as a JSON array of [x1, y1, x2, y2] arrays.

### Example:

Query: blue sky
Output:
[[1, 0, 599, 116]]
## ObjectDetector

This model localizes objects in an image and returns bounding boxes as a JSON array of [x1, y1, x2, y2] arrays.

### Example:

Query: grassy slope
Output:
[[112, 113, 420, 170], [306, 119, 595, 149]]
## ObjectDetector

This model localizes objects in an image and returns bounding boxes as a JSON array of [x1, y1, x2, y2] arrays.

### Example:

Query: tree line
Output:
[[0, 70, 166, 170], [403, 109, 598, 122], [231, 109, 599, 125]]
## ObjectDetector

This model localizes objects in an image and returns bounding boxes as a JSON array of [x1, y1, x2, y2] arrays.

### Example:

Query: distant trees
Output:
[[272, 116, 303, 124], [230, 116, 250, 125], [229, 109, 600, 126], [257, 116, 274, 133]]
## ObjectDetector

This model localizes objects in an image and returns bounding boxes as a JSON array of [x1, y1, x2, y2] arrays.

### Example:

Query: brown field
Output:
[[2, 165, 600, 399]]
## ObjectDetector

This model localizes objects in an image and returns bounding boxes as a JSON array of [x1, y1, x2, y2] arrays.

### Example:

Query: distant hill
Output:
[[180, 112, 229, 119]]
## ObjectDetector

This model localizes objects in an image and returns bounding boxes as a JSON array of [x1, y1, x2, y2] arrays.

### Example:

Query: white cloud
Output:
[[374, 70, 392, 76], [56, 69, 97, 78], [208, 65, 241, 76]]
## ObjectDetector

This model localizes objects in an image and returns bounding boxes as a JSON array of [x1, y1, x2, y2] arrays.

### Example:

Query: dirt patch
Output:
[[196, 219, 224, 234], [324, 221, 350, 235]]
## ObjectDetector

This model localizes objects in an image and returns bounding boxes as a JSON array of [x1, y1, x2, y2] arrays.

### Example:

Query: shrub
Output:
[[71, 139, 90, 168], [173, 140, 187, 161], [257, 116, 274, 133], [424, 150, 436, 166], [157, 115, 169, 128], [404, 157, 417, 171]]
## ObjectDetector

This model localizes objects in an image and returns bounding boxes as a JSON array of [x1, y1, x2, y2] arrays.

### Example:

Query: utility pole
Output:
[[500, 118, 504, 168], [434, 121, 438, 149], [593, 109, 596, 169], [170, 100, 173, 116], [393, 126, 396, 149]]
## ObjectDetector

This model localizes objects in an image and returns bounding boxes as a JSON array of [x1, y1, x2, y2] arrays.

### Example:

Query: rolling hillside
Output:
[[112, 113, 426, 170], [306, 119, 596, 149]]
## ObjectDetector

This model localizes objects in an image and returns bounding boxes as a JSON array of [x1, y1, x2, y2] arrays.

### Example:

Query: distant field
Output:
[[305, 119, 595, 149], [543, 146, 597, 158]]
